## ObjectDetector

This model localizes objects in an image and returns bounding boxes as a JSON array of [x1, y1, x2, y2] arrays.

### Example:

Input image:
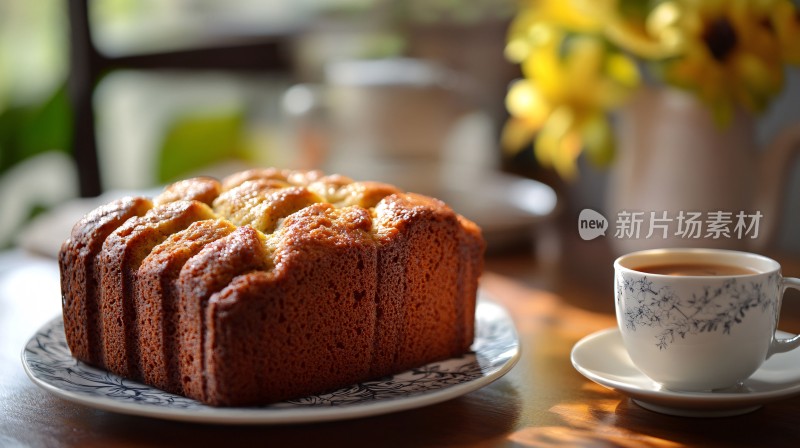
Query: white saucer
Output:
[[571, 328, 800, 417]]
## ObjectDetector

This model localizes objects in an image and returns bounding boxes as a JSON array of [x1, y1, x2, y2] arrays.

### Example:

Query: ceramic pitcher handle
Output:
[[769, 277, 800, 356]]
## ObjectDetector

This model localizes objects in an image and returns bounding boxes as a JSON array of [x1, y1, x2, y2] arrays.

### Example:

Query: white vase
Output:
[[606, 86, 800, 255]]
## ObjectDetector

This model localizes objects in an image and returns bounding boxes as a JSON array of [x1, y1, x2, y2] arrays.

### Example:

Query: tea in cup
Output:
[[614, 248, 800, 391]]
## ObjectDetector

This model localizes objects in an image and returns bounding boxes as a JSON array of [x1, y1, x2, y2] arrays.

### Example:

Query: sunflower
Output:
[[502, 0, 640, 179], [650, 0, 789, 124]]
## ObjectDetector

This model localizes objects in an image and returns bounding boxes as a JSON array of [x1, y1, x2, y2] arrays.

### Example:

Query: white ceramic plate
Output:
[[571, 327, 800, 417], [22, 296, 519, 425]]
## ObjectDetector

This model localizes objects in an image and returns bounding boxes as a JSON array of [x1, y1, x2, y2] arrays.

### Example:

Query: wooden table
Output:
[[2, 236, 800, 447]]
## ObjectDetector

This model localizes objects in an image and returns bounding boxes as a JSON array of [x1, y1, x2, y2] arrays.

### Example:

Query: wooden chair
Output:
[[66, 0, 293, 196]]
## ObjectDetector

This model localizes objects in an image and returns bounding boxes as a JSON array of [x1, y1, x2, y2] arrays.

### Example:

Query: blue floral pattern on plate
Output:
[[22, 295, 519, 424]]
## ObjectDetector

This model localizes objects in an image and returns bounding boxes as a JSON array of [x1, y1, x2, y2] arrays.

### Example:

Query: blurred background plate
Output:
[[345, 163, 558, 253]]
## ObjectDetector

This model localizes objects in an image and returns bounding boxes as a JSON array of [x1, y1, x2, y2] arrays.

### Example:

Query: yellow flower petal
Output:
[[605, 53, 641, 88], [533, 130, 556, 167], [506, 79, 552, 125], [581, 113, 614, 166], [500, 118, 539, 155], [772, 0, 800, 63], [523, 48, 566, 101], [535, 105, 574, 170], [552, 130, 582, 180], [606, 5, 682, 59], [504, 38, 531, 63], [733, 53, 783, 99], [564, 36, 605, 95]]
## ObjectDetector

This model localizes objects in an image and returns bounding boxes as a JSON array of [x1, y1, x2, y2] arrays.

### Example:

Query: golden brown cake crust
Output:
[[177, 225, 271, 402], [58, 168, 485, 407], [204, 203, 379, 405], [136, 219, 236, 394], [373, 193, 466, 370], [99, 200, 215, 378], [60, 197, 152, 366], [154, 177, 221, 206]]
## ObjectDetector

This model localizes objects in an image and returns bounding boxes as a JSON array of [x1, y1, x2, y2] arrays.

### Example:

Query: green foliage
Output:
[[157, 111, 247, 183], [0, 84, 72, 174]]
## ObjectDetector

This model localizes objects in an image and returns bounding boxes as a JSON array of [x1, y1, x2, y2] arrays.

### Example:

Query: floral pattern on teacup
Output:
[[616, 273, 780, 350]]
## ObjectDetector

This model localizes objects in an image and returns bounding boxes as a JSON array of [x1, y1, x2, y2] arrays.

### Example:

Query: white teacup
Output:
[[614, 248, 800, 392]]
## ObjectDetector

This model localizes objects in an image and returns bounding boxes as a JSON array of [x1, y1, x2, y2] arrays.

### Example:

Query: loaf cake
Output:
[[59, 168, 484, 406]]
